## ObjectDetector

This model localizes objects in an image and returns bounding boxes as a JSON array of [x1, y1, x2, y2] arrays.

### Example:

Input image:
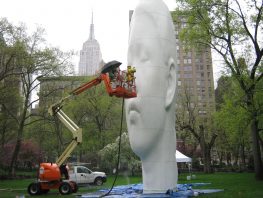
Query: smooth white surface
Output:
[[125, 0, 178, 194], [176, 150, 192, 163]]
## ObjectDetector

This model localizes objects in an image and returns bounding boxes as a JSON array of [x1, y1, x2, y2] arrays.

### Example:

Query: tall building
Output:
[[78, 13, 103, 76], [174, 16, 216, 116]]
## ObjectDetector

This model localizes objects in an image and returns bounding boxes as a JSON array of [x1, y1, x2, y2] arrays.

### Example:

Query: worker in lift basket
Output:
[[126, 66, 136, 83], [109, 66, 120, 89]]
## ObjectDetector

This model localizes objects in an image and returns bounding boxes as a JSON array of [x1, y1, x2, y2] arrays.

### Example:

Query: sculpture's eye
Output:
[[128, 42, 149, 64], [139, 49, 148, 63]]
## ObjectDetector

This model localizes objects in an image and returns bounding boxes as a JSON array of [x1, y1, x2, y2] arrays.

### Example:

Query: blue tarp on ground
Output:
[[80, 183, 223, 198]]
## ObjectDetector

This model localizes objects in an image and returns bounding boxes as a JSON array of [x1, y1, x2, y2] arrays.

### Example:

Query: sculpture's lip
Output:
[[127, 102, 140, 114]]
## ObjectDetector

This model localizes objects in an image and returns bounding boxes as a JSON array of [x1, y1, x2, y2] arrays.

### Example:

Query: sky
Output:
[[0, 0, 222, 81], [0, 0, 176, 70]]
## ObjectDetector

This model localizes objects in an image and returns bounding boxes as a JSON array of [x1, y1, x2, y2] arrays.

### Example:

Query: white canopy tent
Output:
[[175, 150, 193, 179], [175, 150, 192, 163]]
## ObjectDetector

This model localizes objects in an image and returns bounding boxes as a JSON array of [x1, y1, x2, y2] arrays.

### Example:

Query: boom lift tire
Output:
[[59, 182, 72, 195], [70, 181, 78, 193], [27, 182, 41, 195]]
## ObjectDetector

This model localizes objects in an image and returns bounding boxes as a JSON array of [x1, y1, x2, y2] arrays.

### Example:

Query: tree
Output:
[[0, 18, 21, 82], [174, 0, 263, 180], [0, 81, 21, 151], [30, 76, 82, 162], [33, 75, 124, 165], [0, 139, 44, 170], [99, 132, 140, 175], [176, 85, 217, 173], [0, 18, 73, 176], [63, 81, 123, 164], [214, 76, 251, 170], [0, 19, 24, 154]]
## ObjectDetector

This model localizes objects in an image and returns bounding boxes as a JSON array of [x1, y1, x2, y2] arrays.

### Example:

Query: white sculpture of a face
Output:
[[125, 0, 178, 194]]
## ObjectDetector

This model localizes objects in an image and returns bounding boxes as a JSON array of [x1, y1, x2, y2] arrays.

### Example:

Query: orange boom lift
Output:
[[27, 61, 136, 195]]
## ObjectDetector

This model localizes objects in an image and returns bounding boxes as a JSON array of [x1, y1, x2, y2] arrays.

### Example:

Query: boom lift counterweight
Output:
[[27, 61, 136, 196]]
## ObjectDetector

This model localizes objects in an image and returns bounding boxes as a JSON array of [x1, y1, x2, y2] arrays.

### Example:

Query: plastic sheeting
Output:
[[80, 183, 223, 198]]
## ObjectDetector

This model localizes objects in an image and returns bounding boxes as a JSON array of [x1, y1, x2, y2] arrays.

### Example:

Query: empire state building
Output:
[[78, 13, 103, 76]]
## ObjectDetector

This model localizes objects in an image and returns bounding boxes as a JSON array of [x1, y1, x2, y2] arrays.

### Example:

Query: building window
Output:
[[177, 59, 180, 64], [184, 66, 192, 71], [197, 65, 204, 70], [184, 73, 192, 78], [198, 110, 207, 115]]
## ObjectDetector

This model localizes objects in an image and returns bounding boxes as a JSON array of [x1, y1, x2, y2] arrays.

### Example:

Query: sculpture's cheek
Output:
[[126, 97, 166, 158]]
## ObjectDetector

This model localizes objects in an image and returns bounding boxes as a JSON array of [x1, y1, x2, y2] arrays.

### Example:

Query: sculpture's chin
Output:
[[128, 131, 148, 158], [127, 120, 160, 158], [128, 110, 139, 125]]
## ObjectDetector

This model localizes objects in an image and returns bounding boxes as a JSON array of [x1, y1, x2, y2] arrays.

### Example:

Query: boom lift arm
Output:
[[48, 60, 136, 167], [48, 106, 82, 167], [47, 76, 103, 167], [28, 61, 136, 196]]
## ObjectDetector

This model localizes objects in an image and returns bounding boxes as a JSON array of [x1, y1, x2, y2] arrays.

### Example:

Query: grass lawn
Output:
[[178, 172, 263, 197], [0, 172, 262, 197], [0, 175, 142, 198]]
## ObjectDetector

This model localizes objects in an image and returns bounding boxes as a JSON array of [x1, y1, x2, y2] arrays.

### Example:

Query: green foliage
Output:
[[214, 75, 256, 167], [174, 0, 255, 54], [214, 93, 250, 155], [173, 0, 262, 85], [63, 80, 124, 160], [28, 75, 126, 167], [99, 132, 140, 174], [0, 17, 74, 175], [175, 0, 263, 178], [0, 81, 21, 145]]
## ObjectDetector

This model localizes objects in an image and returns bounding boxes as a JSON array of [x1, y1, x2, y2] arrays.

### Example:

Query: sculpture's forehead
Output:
[[128, 0, 177, 67], [129, 15, 174, 41], [129, 0, 175, 42], [134, 0, 171, 18], [128, 39, 172, 67]]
